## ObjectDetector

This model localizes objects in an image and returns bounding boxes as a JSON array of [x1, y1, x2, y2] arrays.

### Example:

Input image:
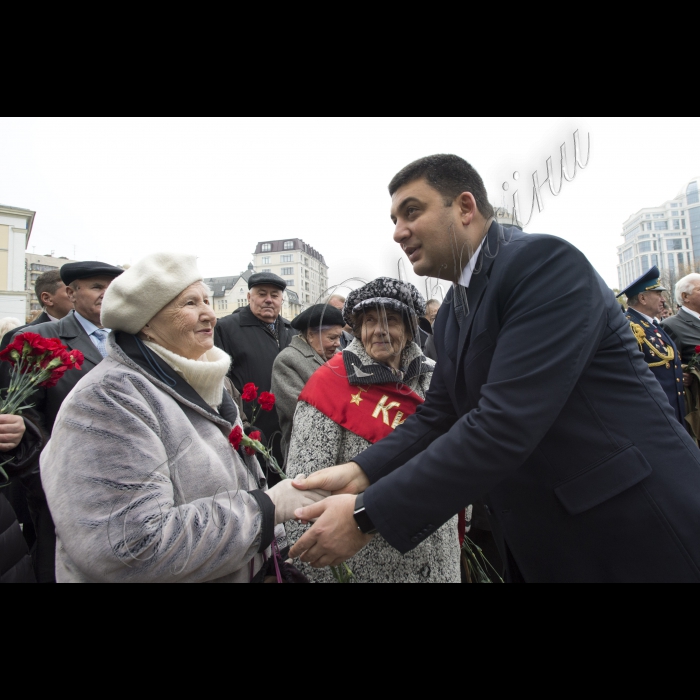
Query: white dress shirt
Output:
[[457, 241, 485, 289]]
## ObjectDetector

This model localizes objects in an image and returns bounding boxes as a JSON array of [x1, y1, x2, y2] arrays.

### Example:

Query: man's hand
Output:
[[0, 415, 26, 453], [684, 373, 694, 388], [288, 495, 374, 569], [292, 462, 370, 496]]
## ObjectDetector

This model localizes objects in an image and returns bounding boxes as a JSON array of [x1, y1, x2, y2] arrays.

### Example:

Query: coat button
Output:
[[411, 537, 419, 544]]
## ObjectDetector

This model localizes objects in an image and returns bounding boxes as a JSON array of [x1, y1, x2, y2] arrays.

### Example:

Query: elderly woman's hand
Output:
[[0, 415, 26, 453], [267, 480, 330, 526]]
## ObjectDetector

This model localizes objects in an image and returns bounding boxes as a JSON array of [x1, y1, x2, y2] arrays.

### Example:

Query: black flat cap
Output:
[[61, 261, 125, 287], [291, 304, 345, 331], [248, 272, 287, 291]]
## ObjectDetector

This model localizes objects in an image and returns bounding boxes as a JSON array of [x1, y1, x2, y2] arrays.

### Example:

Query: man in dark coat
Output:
[[215, 273, 297, 484], [1, 261, 124, 582], [663, 274, 700, 364], [619, 268, 686, 426], [290, 154, 700, 583]]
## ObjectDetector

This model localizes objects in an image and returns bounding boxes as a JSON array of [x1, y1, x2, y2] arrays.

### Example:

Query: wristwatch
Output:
[[353, 494, 378, 536]]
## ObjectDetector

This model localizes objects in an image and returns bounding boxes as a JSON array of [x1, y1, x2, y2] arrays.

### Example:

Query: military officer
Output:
[[618, 267, 686, 425]]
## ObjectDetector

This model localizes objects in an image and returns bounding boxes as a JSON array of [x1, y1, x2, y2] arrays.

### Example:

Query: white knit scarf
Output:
[[144, 341, 231, 409]]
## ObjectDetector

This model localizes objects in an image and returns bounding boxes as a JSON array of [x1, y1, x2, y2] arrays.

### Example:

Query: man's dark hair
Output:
[[389, 154, 495, 219], [35, 270, 64, 305]]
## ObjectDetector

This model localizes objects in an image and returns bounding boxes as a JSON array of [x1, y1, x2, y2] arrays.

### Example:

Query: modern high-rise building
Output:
[[253, 239, 329, 308], [618, 178, 700, 292]]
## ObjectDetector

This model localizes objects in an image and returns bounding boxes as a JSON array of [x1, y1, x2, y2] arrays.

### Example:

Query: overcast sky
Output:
[[2, 117, 699, 299]]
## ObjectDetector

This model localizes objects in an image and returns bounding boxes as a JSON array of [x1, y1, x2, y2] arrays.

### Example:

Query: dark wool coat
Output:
[[214, 306, 297, 476], [356, 223, 700, 583], [663, 310, 700, 364], [0, 312, 104, 582], [0, 415, 45, 584]]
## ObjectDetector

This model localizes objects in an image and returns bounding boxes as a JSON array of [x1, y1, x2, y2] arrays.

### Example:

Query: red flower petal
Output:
[[241, 383, 259, 403]]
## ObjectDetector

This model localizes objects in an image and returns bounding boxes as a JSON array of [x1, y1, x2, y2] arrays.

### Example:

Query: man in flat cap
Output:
[[619, 267, 686, 426], [215, 272, 298, 483], [1, 261, 123, 582]]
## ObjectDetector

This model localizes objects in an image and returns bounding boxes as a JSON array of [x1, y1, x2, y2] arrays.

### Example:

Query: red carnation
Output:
[[258, 392, 276, 412], [695, 346, 700, 355], [245, 431, 262, 456], [241, 383, 259, 403], [229, 426, 244, 452]]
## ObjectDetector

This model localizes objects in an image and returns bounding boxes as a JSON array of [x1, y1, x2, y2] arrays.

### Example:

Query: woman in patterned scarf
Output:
[[285, 278, 462, 583]]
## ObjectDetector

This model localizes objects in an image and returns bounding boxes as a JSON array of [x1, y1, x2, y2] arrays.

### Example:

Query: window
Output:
[[305, 270, 310, 279], [668, 239, 683, 251], [682, 220, 687, 229], [238, 299, 246, 308], [648, 223, 654, 231], [687, 182, 699, 205], [281, 267, 294, 276], [284, 241, 295, 251], [641, 255, 650, 269], [672, 203, 680, 208], [622, 248, 634, 262], [638, 234, 650, 240], [669, 254, 676, 270], [262, 244, 272, 253], [687, 240, 691, 250], [638, 241, 652, 253], [646, 215, 652, 219], [674, 220, 681, 230], [262, 257, 271, 265], [679, 253, 685, 268], [653, 213, 666, 219], [654, 221, 669, 231], [285, 280, 295, 287], [652, 255, 659, 268], [689, 254, 693, 266], [281, 255, 293, 263]]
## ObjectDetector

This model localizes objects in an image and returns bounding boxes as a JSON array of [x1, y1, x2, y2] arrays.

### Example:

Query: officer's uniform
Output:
[[618, 268, 686, 425]]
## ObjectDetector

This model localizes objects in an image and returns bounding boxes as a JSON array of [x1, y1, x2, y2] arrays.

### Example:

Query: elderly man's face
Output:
[[143, 283, 217, 361], [249, 285, 283, 323], [425, 303, 440, 324], [683, 284, 700, 314], [638, 291, 666, 318], [68, 276, 116, 327]]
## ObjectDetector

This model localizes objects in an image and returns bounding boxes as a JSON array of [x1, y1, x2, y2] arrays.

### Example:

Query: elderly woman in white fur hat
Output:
[[40, 253, 327, 584]]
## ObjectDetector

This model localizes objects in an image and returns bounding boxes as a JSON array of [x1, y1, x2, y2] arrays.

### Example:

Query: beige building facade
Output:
[[253, 239, 328, 310], [0, 205, 36, 322]]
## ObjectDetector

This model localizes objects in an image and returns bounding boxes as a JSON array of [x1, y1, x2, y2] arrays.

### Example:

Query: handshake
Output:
[[266, 462, 374, 569]]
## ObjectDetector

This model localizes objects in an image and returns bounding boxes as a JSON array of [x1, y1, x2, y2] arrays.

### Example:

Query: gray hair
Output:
[[0, 318, 22, 343], [675, 273, 700, 306]]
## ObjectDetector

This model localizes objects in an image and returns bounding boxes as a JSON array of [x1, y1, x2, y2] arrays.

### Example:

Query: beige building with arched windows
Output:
[[0, 204, 35, 321]]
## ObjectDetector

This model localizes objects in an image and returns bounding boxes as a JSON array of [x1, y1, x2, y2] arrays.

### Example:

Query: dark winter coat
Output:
[[356, 223, 700, 583], [214, 306, 297, 475], [0, 311, 104, 582], [0, 415, 46, 584]]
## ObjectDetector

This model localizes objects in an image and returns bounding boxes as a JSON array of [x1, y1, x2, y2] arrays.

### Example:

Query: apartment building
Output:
[[618, 178, 700, 292], [0, 205, 35, 321], [253, 239, 329, 308]]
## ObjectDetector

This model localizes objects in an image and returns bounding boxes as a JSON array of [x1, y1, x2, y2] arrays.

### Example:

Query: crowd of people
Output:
[[2, 153, 700, 584]]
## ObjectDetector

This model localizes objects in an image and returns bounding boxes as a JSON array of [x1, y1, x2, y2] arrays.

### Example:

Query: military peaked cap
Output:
[[291, 304, 345, 331], [248, 272, 287, 291], [617, 266, 668, 299], [60, 261, 125, 286]]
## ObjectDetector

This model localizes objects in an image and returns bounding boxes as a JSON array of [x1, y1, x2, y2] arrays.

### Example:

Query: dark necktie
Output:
[[267, 322, 279, 343], [454, 286, 468, 328]]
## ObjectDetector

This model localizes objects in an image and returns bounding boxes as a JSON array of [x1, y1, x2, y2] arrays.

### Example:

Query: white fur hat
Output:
[[101, 253, 203, 334]]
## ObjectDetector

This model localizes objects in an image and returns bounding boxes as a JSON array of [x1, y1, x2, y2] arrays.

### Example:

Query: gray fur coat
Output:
[[271, 335, 326, 462], [286, 339, 461, 584], [41, 335, 274, 584]]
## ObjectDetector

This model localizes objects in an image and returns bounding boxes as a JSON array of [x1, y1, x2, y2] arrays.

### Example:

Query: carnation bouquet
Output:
[[0, 333, 84, 486]]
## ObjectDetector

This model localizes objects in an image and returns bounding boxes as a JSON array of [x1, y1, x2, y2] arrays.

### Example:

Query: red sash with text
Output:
[[299, 355, 424, 445], [299, 355, 467, 545]]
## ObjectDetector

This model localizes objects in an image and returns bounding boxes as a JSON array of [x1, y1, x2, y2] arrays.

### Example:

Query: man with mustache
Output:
[[290, 154, 700, 583]]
